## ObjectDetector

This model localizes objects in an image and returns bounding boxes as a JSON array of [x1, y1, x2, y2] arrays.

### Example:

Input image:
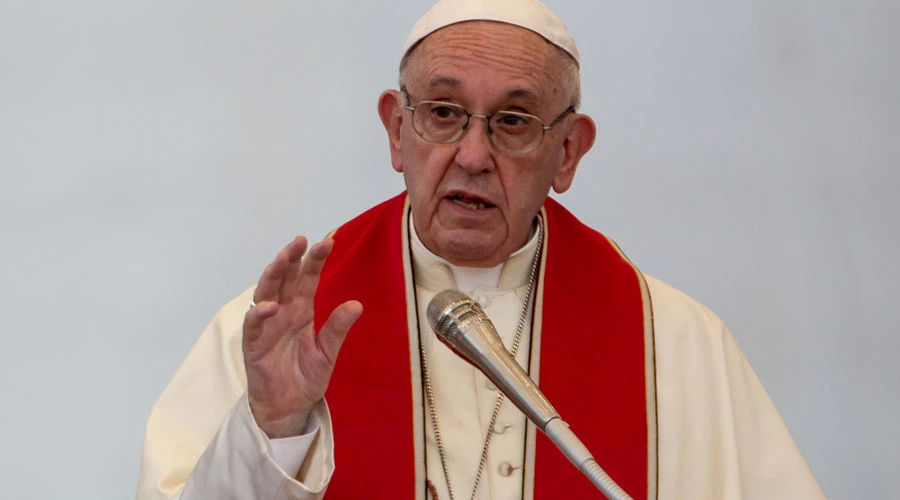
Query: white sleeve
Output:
[[136, 287, 336, 500], [174, 394, 335, 500], [270, 415, 320, 478]]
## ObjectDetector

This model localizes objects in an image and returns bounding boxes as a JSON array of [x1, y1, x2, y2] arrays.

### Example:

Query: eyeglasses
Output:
[[402, 92, 575, 156]]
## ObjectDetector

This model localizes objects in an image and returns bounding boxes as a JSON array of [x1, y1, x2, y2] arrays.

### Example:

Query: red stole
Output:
[[317, 192, 656, 499]]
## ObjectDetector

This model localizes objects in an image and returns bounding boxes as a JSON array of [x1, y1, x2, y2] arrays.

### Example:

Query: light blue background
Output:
[[1, 1, 897, 498]]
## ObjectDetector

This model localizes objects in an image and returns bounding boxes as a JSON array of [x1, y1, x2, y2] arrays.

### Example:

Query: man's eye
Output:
[[497, 114, 528, 127], [431, 106, 459, 119]]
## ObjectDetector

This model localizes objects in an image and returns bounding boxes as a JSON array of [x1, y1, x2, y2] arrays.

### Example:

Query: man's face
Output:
[[380, 21, 593, 267]]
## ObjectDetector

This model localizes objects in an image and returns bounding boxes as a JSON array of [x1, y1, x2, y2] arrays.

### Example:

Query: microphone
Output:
[[426, 289, 633, 500]]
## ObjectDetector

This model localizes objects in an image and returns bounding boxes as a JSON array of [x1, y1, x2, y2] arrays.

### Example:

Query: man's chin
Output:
[[434, 235, 508, 268]]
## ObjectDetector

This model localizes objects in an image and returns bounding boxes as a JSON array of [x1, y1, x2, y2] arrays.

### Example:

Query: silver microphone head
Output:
[[426, 289, 494, 345], [425, 288, 559, 429]]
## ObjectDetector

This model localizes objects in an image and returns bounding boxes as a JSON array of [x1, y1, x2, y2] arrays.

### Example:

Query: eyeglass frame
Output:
[[400, 89, 576, 156]]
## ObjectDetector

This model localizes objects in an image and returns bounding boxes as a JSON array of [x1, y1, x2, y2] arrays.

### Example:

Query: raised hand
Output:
[[242, 236, 363, 438]]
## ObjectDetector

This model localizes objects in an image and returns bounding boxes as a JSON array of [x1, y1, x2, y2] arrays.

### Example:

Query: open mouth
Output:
[[447, 194, 495, 210]]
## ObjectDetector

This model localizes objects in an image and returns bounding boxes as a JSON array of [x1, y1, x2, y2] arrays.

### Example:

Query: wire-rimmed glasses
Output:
[[403, 93, 575, 156]]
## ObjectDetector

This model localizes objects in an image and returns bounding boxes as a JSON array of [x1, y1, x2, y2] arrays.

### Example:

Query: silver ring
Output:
[[249, 299, 257, 308]]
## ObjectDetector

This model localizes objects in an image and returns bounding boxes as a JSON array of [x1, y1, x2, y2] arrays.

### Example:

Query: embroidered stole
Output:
[[317, 192, 656, 499]]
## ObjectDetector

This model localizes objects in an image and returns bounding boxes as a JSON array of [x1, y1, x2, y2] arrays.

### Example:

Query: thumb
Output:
[[316, 300, 363, 364]]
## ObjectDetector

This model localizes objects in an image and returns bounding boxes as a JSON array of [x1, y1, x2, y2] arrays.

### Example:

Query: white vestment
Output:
[[137, 215, 826, 500]]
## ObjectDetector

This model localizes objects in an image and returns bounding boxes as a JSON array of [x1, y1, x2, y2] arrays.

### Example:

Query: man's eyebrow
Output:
[[424, 76, 463, 89], [506, 88, 541, 106], [422, 77, 542, 106]]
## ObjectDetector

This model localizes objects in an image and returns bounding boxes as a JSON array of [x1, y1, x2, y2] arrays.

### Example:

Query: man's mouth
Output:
[[448, 194, 494, 210]]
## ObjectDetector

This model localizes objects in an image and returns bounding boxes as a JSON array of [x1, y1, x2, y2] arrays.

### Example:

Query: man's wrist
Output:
[[248, 398, 313, 439]]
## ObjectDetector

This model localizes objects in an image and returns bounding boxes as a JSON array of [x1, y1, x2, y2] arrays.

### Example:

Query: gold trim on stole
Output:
[[602, 236, 659, 500], [522, 206, 550, 500], [401, 197, 427, 500]]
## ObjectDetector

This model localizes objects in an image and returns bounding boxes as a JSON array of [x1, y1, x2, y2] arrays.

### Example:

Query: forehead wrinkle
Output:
[[428, 36, 553, 78], [408, 22, 565, 108]]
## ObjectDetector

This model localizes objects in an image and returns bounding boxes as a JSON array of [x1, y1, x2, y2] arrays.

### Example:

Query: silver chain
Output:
[[420, 215, 544, 500]]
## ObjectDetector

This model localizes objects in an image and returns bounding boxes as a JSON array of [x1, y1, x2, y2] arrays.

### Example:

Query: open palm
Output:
[[242, 236, 363, 438]]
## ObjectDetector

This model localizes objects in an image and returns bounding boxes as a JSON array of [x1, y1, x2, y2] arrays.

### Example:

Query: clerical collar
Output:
[[409, 212, 541, 292]]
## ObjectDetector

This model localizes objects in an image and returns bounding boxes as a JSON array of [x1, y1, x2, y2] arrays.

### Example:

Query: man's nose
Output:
[[453, 116, 495, 174]]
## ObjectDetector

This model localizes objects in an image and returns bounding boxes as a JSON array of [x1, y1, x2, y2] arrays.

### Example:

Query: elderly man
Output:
[[137, 1, 826, 499]]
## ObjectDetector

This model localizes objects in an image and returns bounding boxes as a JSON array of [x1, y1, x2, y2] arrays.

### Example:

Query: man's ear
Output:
[[552, 113, 596, 194], [378, 90, 405, 173]]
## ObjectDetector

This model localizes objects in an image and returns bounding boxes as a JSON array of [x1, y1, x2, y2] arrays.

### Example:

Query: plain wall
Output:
[[0, 1, 897, 498]]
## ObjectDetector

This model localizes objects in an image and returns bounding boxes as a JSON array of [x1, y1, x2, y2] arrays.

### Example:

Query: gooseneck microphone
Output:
[[426, 289, 633, 500]]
